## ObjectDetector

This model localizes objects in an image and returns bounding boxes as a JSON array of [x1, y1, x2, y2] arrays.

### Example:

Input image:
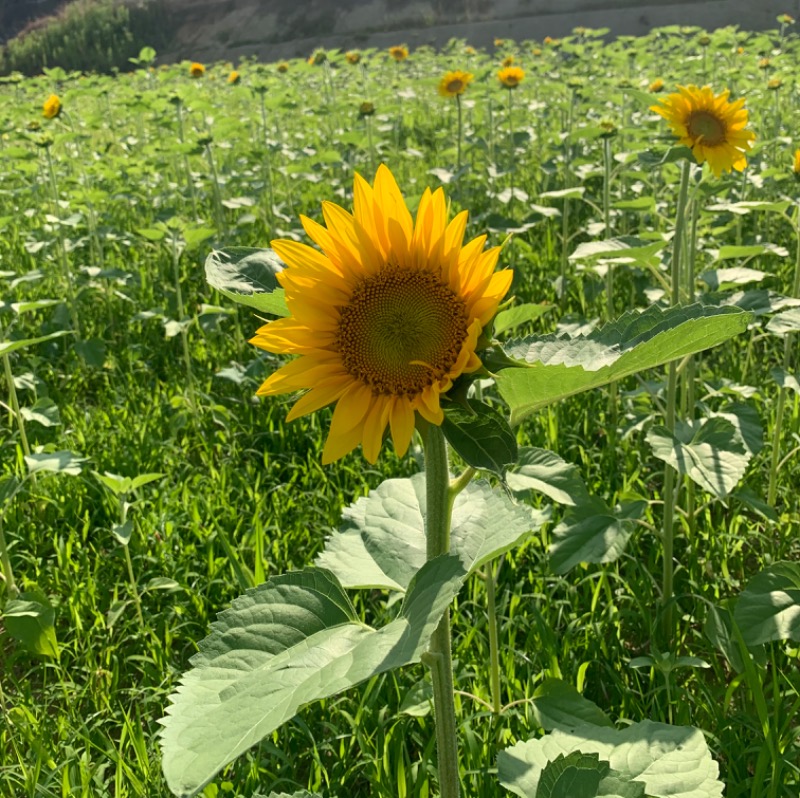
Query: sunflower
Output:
[[251, 165, 512, 464], [650, 84, 755, 177], [189, 62, 205, 78], [648, 78, 665, 93], [438, 70, 473, 98], [497, 66, 525, 89], [501, 55, 515, 67], [42, 94, 61, 119], [277, 61, 289, 73], [389, 45, 409, 61], [793, 149, 800, 180], [345, 50, 361, 65], [227, 70, 241, 85]]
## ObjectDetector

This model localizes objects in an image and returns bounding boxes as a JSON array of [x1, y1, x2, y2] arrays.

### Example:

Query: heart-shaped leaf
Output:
[[205, 247, 288, 317], [734, 562, 800, 646]]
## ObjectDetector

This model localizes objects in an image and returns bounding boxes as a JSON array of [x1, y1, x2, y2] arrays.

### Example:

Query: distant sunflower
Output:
[[498, 66, 525, 89], [438, 70, 473, 98], [345, 50, 361, 65], [277, 61, 289, 73], [648, 78, 665, 93], [227, 70, 241, 85], [650, 84, 755, 176], [501, 55, 515, 67], [793, 149, 800, 180], [189, 62, 205, 78], [251, 165, 512, 464], [389, 45, 409, 61], [42, 94, 61, 119]]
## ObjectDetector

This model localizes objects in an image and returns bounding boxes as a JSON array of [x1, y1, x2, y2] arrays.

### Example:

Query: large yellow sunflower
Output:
[[438, 70, 473, 98], [251, 165, 513, 464], [497, 66, 525, 89], [650, 84, 755, 177], [793, 149, 800, 180]]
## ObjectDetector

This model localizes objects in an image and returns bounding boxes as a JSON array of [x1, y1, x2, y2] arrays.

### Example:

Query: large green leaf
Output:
[[496, 304, 749, 425], [3, 587, 59, 659], [316, 474, 547, 591], [549, 497, 645, 574], [441, 400, 518, 475], [161, 560, 467, 797], [734, 562, 800, 646], [0, 330, 71, 357], [204, 247, 289, 317], [646, 417, 750, 498], [531, 679, 613, 731], [498, 720, 723, 798], [506, 447, 591, 506], [569, 237, 666, 266]]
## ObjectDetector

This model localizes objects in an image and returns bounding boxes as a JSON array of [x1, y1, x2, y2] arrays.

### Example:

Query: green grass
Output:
[[1, 24, 800, 797]]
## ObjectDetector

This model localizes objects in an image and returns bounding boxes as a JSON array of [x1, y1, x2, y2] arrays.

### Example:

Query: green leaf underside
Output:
[[3, 589, 59, 659], [549, 497, 645, 574], [734, 562, 800, 646], [160, 560, 466, 797], [205, 246, 289, 317], [316, 473, 548, 591], [646, 417, 750, 498], [506, 447, 591, 506], [24, 450, 87, 476], [569, 236, 665, 265], [766, 308, 800, 335], [441, 400, 518, 474], [498, 720, 722, 798], [496, 304, 750, 425], [532, 679, 613, 731]]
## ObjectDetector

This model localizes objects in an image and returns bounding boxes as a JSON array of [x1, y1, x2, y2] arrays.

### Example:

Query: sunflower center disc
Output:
[[447, 79, 463, 93], [687, 110, 726, 146], [337, 268, 469, 397]]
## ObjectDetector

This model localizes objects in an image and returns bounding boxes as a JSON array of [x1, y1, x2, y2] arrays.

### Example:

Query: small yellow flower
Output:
[[501, 55, 515, 67], [758, 57, 771, 70], [494, 38, 505, 47], [309, 49, 327, 65], [779, 13, 795, 24], [359, 101, 375, 117], [389, 45, 409, 62], [277, 61, 289, 73], [189, 62, 205, 78], [793, 149, 800, 180], [767, 77, 783, 90], [543, 36, 554, 44], [649, 78, 665, 93], [42, 94, 61, 119], [251, 164, 512, 463], [737, 46, 745, 55], [345, 50, 361, 64], [650, 84, 756, 177], [497, 66, 525, 89], [228, 70, 240, 85], [438, 69, 473, 98], [531, 48, 542, 56], [465, 45, 476, 55]]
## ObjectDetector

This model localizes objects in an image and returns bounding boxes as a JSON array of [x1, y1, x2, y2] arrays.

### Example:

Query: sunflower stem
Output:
[[767, 202, 800, 505], [661, 158, 691, 642], [3, 352, 31, 462], [602, 134, 618, 447], [455, 93, 463, 174], [507, 88, 514, 204], [423, 424, 460, 798], [0, 514, 17, 599], [485, 557, 502, 715]]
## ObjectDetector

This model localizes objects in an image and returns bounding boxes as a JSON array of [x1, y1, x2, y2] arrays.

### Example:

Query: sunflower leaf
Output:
[[160, 560, 467, 797], [205, 247, 289, 317], [496, 304, 750, 425], [441, 399, 518, 475], [315, 473, 547, 591], [497, 720, 723, 798], [733, 562, 800, 646]]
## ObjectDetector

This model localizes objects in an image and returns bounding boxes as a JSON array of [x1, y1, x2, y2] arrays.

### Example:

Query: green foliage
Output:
[[0, 0, 171, 76]]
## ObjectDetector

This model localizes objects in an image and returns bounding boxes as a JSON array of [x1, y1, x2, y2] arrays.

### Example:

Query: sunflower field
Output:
[[1, 20, 800, 798]]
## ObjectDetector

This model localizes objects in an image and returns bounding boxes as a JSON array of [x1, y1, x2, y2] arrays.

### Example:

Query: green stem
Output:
[[0, 516, 17, 598], [455, 93, 462, 174], [661, 159, 691, 641], [170, 234, 195, 404], [120, 500, 144, 627], [3, 353, 31, 460], [422, 424, 460, 798], [507, 89, 514, 202], [205, 144, 227, 238], [175, 101, 198, 218], [603, 135, 618, 441], [45, 146, 81, 338], [484, 558, 502, 715], [767, 204, 800, 505]]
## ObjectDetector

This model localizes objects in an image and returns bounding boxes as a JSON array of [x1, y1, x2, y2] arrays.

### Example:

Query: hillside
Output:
[[162, 0, 795, 62]]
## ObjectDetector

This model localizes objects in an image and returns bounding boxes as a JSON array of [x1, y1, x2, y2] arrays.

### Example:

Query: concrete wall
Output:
[[164, 0, 800, 63]]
